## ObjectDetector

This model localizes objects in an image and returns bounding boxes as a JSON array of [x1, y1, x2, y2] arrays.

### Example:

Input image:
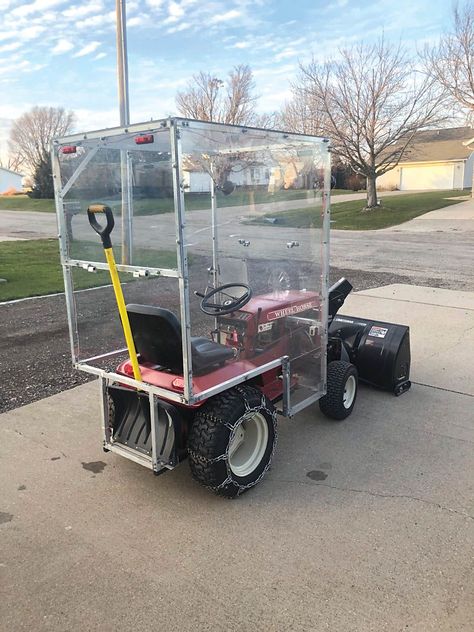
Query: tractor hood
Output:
[[238, 290, 320, 323]]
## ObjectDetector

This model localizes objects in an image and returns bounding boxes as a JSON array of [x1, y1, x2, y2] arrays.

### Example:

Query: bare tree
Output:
[[277, 90, 327, 136], [423, 2, 474, 121], [177, 65, 275, 191], [291, 40, 445, 208], [423, 2, 474, 195], [176, 64, 258, 125], [8, 106, 75, 174], [0, 150, 23, 173]]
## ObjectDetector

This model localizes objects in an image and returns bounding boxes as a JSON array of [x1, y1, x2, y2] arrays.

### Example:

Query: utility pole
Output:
[[116, 0, 132, 263], [116, 0, 130, 127]]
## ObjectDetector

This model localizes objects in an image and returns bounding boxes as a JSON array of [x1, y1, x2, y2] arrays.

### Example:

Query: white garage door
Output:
[[400, 164, 454, 190]]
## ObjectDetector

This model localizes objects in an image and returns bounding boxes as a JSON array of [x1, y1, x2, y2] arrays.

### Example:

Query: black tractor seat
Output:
[[126, 304, 235, 375]]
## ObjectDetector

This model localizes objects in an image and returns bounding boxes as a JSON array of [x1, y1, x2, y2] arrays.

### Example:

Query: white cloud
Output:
[[128, 15, 151, 28], [21, 25, 46, 41], [0, 59, 45, 75], [73, 41, 101, 58], [76, 11, 115, 29], [94, 52, 107, 60], [232, 41, 250, 49], [11, 0, 63, 18], [259, 89, 292, 111], [62, 1, 104, 19], [166, 22, 191, 34], [52, 38, 74, 55], [209, 9, 241, 24], [146, 0, 164, 8], [74, 107, 119, 132], [0, 41, 21, 53], [163, 1, 185, 24], [274, 48, 297, 61]]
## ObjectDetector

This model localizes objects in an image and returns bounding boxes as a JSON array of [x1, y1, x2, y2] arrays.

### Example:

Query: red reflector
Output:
[[135, 134, 154, 145], [123, 363, 134, 377], [61, 145, 77, 154], [172, 377, 184, 391]]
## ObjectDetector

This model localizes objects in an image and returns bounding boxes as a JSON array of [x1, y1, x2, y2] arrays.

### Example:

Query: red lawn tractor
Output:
[[53, 118, 410, 498]]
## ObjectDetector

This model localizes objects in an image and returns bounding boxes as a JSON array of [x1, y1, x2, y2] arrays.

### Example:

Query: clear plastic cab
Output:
[[53, 118, 331, 416]]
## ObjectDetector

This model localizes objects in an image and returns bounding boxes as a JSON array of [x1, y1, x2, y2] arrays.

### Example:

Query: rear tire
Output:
[[188, 386, 277, 498], [319, 361, 358, 421]]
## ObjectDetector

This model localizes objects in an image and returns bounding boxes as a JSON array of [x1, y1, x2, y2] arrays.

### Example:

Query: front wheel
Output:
[[319, 361, 358, 421], [188, 386, 277, 498]]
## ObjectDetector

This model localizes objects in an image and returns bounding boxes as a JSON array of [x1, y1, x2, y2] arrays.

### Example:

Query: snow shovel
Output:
[[87, 204, 142, 381]]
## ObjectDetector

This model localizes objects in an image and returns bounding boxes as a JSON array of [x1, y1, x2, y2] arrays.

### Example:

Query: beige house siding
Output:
[[377, 167, 400, 190], [377, 160, 468, 191], [0, 168, 23, 193], [463, 154, 474, 188]]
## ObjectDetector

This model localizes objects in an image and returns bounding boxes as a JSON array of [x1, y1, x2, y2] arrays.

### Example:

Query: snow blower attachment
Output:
[[53, 117, 411, 498], [328, 279, 411, 396]]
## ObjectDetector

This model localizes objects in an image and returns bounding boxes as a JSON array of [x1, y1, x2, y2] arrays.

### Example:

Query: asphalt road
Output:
[[1, 285, 472, 631], [1, 194, 473, 291]]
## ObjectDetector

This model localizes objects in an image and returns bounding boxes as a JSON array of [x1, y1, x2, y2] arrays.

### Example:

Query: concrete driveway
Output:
[[1, 284, 473, 631]]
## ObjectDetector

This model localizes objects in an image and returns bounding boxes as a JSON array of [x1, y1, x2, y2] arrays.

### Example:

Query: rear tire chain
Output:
[[188, 386, 276, 498]]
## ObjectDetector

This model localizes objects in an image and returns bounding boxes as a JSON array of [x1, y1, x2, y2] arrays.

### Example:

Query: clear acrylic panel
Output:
[[54, 118, 330, 412], [179, 120, 329, 406], [58, 127, 177, 272], [69, 269, 180, 367]]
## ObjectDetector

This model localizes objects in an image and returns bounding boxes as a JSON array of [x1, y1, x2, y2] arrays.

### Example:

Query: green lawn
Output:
[[0, 188, 349, 215], [248, 190, 469, 230], [0, 195, 55, 212], [0, 239, 178, 302]]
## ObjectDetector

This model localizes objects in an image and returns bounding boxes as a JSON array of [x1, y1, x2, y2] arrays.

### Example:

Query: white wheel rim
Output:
[[343, 375, 356, 409], [228, 412, 269, 478]]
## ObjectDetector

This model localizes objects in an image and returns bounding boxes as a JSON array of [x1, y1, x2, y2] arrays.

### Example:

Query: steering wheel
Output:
[[199, 283, 252, 316]]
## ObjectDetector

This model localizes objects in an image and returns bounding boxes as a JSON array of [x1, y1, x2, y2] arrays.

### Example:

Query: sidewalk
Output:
[[384, 196, 474, 233], [1, 284, 473, 631]]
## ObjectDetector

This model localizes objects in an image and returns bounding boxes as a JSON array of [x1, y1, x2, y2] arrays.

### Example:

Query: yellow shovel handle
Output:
[[104, 247, 142, 382]]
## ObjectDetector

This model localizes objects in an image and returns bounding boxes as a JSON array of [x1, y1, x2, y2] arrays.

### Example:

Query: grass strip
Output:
[[0, 239, 177, 301], [247, 190, 468, 230], [0, 189, 349, 215]]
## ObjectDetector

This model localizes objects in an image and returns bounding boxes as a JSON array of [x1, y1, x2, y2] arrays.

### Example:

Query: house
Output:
[[0, 166, 23, 193], [182, 147, 318, 193], [182, 165, 270, 193], [377, 127, 474, 191]]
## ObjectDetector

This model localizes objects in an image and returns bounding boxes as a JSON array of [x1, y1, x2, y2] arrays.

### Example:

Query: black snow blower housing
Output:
[[328, 279, 411, 396]]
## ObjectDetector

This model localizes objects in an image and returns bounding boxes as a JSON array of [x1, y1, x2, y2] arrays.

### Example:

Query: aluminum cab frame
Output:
[[52, 117, 331, 418]]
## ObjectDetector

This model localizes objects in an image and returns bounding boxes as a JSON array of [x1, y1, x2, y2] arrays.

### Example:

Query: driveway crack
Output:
[[273, 478, 474, 520]]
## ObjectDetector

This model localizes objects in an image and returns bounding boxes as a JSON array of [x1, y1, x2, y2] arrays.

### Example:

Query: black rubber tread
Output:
[[319, 361, 358, 421], [188, 385, 276, 498]]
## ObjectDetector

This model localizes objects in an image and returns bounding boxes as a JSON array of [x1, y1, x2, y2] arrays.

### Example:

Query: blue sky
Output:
[[0, 0, 455, 153]]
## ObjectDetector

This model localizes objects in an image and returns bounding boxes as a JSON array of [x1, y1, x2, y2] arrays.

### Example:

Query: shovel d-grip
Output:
[[87, 204, 142, 382], [87, 203, 115, 249]]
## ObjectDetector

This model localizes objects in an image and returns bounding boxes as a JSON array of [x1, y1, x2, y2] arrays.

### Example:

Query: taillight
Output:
[[135, 134, 154, 145], [122, 363, 134, 377]]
